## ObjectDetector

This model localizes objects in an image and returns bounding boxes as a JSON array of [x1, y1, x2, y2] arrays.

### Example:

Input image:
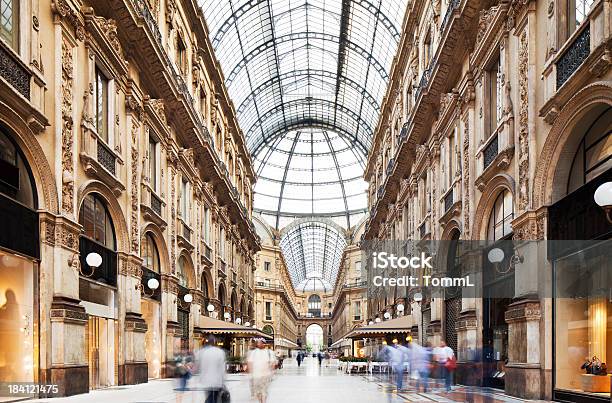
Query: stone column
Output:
[[119, 256, 148, 385], [46, 216, 89, 396]]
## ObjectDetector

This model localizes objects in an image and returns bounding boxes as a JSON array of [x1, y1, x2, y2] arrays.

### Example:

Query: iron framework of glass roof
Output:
[[200, 0, 408, 229], [279, 219, 347, 293]]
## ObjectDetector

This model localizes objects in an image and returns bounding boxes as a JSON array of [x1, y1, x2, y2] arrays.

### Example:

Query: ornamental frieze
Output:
[[505, 301, 541, 323], [517, 29, 530, 212], [61, 38, 74, 215]]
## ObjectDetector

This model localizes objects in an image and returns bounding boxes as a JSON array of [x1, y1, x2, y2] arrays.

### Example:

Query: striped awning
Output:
[[344, 315, 412, 339], [196, 316, 272, 339]]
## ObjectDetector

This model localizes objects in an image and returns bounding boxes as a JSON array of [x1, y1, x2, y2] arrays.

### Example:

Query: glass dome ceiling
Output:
[[199, 0, 408, 229], [279, 219, 347, 293]]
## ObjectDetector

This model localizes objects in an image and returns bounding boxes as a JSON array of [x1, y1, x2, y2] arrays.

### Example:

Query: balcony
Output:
[[218, 258, 227, 278], [80, 127, 125, 195], [482, 134, 499, 170], [386, 158, 395, 176], [556, 24, 591, 89], [444, 188, 454, 213], [0, 40, 31, 100], [541, 0, 611, 122], [200, 240, 213, 266], [176, 219, 193, 251], [79, 236, 117, 287], [141, 184, 166, 229]]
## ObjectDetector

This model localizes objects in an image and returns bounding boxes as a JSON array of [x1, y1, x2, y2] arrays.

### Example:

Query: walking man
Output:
[[195, 334, 226, 403]]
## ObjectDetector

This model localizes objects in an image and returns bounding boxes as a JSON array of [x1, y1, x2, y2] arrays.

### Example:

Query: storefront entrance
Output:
[[86, 316, 118, 389], [142, 300, 161, 379]]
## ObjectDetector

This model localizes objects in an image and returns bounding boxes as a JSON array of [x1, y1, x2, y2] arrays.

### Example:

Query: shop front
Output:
[[0, 126, 39, 400], [549, 105, 612, 402]]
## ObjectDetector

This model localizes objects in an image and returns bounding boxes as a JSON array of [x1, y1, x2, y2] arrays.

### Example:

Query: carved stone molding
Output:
[[61, 38, 74, 215], [517, 29, 530, 212], [505, 299, 541, 324]]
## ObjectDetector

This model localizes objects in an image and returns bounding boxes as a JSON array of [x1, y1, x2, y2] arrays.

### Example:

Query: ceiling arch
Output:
[[200, 0, 408, 229]]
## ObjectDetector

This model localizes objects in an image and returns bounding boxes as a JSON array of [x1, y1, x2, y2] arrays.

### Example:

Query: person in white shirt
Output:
[[434, 340, 455, 392], [195, 334, 226, 403], [247, 339, 276, 403]]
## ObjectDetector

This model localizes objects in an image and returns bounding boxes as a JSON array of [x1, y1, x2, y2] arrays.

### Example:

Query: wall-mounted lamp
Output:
[[207, 304, 215, 313], [82, 252, 102, 277], [137, 277, 160, 297], [177, 293, 193, 309], [224, 311, 231, 321], [368, 320, 374, 326], [396, 304, 405, 314], [383, 312, 391, 320], [235, 317, 242, 325], [244, 321, 251, 327], [375, 317, 381, 323], [595, 182, 612, 223], [488, 247, 523, 274]]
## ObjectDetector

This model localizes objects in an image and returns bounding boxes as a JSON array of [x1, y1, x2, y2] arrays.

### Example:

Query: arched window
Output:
[[486, 190, 514, 241], [177, 256, 188, 287], [79, 193, 115, 250], [567, 107, 612, 194], [142, 233, 160, 273], [447, 229, 461, 274], [308, 294, 321, 317], [0, 128, 36, 209], [201, 273, 209, 298]]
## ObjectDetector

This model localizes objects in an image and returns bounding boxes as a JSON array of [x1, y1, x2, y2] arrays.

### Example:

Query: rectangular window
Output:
[[264, 261, 271, 272], [355, 261, 361, 279], [0, 0, 18, 50], [353, 301, 361, 321], [219, 227, 225, 257], [487, 55, 503, 135], [94, 68, 109, 142], [148, 136, 158, 192], [202, 207, 210, 243], [448, 130, 457, 187], [265, 301, 272, 320], [569, 0, 594, 35], [181, 179, 188, 222]]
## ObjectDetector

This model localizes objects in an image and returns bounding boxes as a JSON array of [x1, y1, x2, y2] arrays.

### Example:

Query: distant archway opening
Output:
[[305, 324, 324, 353]]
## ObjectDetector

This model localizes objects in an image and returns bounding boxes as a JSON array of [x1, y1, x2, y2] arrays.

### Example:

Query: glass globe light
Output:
[[85, 252, 102, 268], [147, 278, 159, 290]]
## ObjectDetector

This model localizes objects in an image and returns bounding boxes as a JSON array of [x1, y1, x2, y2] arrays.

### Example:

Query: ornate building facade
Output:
[[0, 0, 260, 396], [363, 0, 611, 400]]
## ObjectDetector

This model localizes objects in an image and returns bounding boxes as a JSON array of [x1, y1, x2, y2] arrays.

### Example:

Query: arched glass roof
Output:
[[279, 219, 347, 293], [200, 0, 408, 229]]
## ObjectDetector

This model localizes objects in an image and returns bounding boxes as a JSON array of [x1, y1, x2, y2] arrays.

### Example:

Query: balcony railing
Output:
[[444, 189, 454, 212], [441, 0, 460, 33], [0, 41, 31, 99], [483, 134, 499, 170], [556, 23, 590, 89], [377, 185, 384, 199], [97, 141, 116, 175], [419, 221, 427, 238], [79, 236, 117, 286], [386, 158, 395, 176]]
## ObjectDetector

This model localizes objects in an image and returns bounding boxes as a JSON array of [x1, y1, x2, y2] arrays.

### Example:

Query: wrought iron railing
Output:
[[419, 221, 427, 238], [79, 236, 117, 286], [483, 134, 499, 170], [151, 192, 162, 216], [0, 41, 31, 99], [97, 140, 116, 175], [377, 185, 384, 199], [386, 158, 395, 176], [441, 0, 460, 33], [556, 24, 590, 89], [444, 189, 454, 212]]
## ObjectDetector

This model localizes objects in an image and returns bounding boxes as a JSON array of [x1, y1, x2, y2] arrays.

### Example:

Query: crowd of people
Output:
[[173, 335, 278, 403], [379, 340, 456, 393]]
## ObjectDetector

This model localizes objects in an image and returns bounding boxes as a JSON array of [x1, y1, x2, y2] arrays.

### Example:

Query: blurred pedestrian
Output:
[[434, 340, 455, 392], [413, 342, 432, 393], [174, 347, 193, 402], [296, 351, 303, 367], [317, 351, 323, 367], [195, 335, 227, 403], [247, 339, 276, 403]]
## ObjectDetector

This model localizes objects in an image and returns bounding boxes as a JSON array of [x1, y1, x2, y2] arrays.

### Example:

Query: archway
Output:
[[305, 324, 324, 353], [307, 294, 321, 317]]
